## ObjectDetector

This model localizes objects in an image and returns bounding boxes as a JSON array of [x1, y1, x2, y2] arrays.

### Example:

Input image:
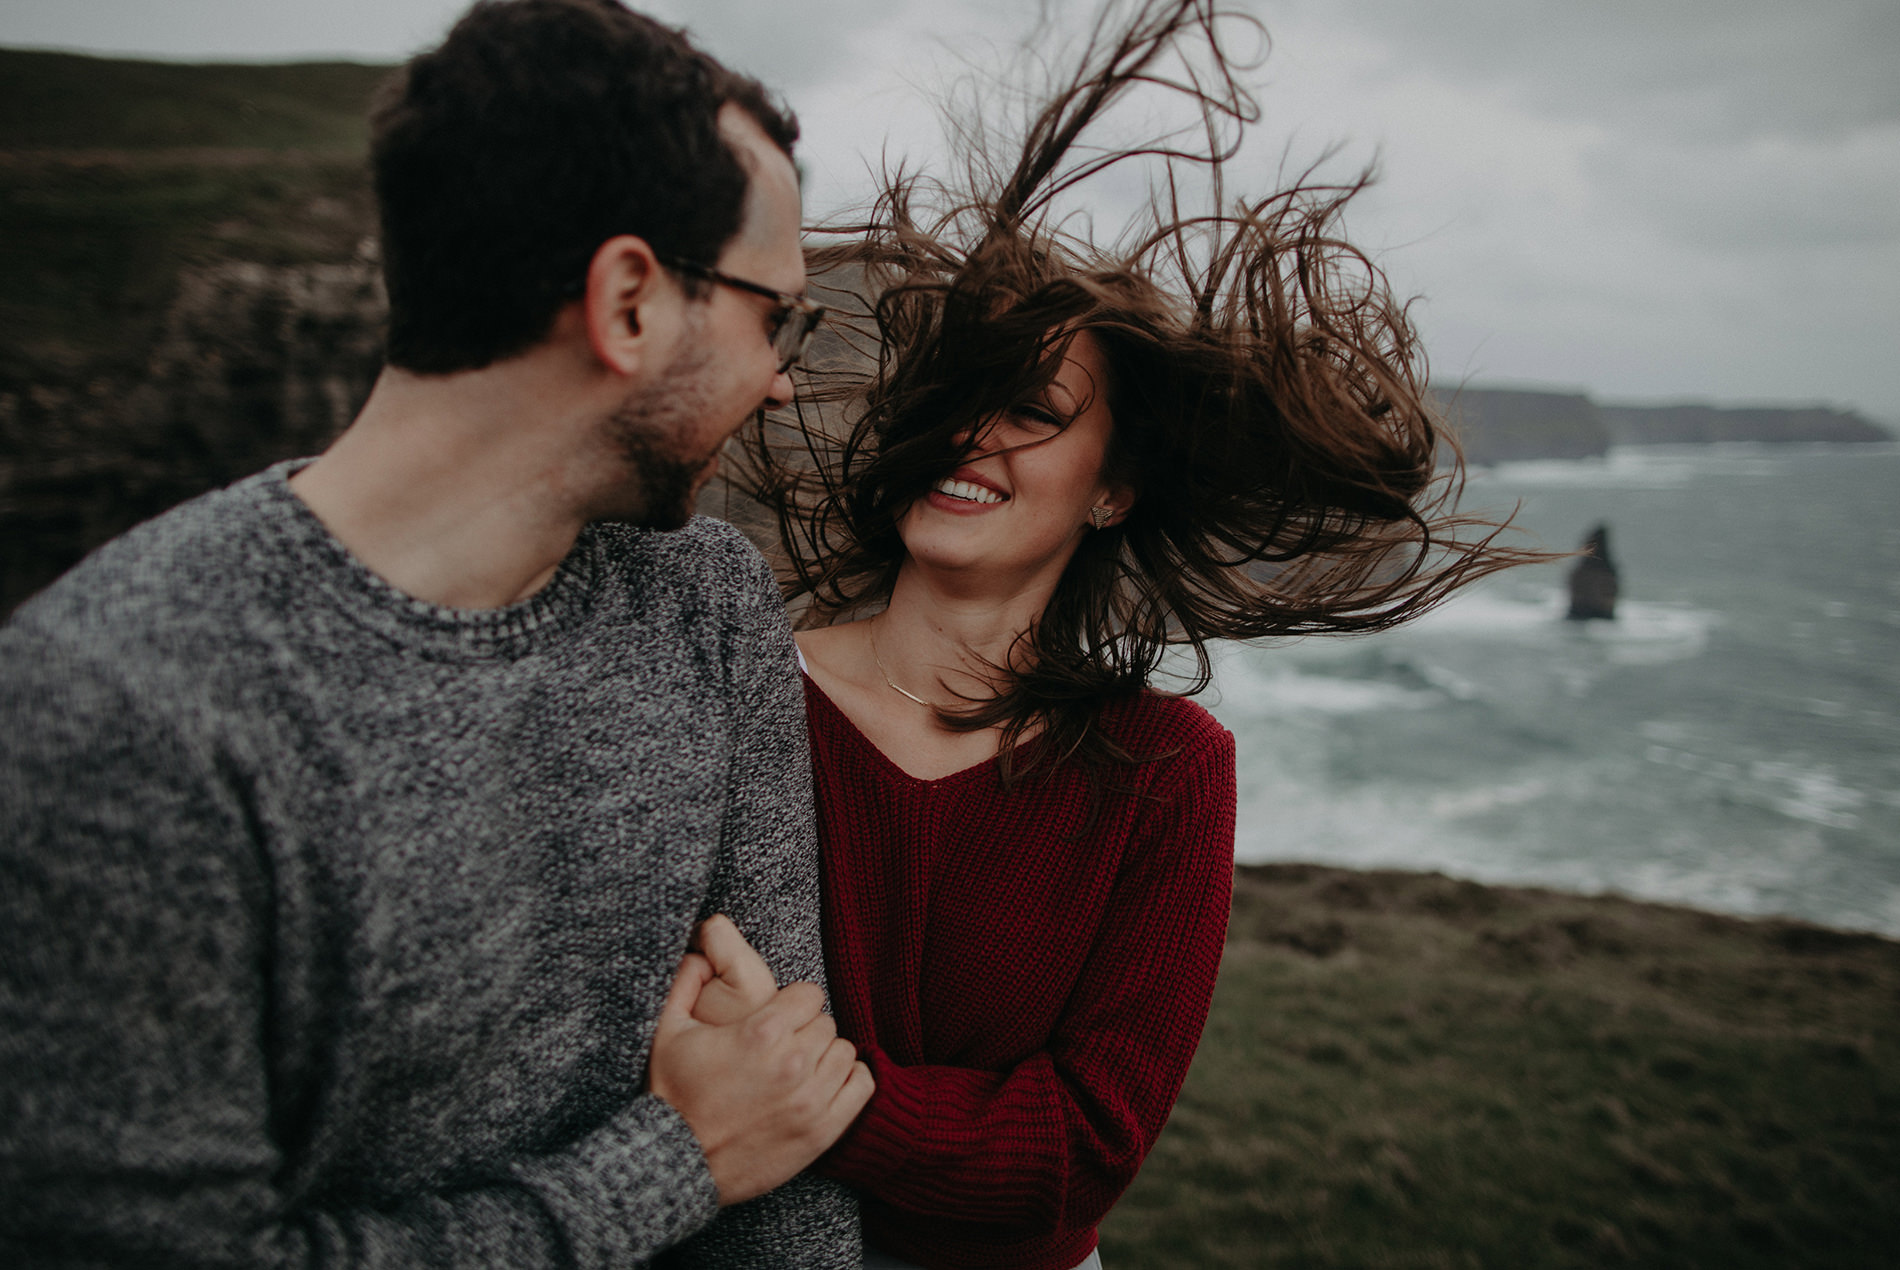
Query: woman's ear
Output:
[[1095, 481, 1138, 527], [581, 234, 672, 375]]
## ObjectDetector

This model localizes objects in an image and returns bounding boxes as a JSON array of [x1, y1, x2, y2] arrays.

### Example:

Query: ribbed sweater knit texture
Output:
[[0, 463, 858, 1268], [806, 678, 1236, 1270]]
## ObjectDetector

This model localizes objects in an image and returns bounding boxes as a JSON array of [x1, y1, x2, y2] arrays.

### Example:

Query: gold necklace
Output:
[[867, 618, 941, 709]]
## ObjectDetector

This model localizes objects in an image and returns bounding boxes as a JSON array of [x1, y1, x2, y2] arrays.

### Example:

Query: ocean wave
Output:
[[1643, 746, 1867, 830], [1229, 767, 1898, 935], [1470, 446, 1792, 490], [1204, 658, 1441, 716], [1198, 589, 1717, 722], [1745, 760, 1867, 830], [1398, 587, 1717, 665], [1404, 589, 1566, 633], [1587, 602, 1718, 665]]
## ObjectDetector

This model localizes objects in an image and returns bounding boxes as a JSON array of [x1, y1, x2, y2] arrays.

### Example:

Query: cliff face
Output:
[[0, 49, 388, 616], [1432, 387, 1612, 464], [0, 260, 385, 615], [1433, 386, 1893, 467], [1599, 402, 1892, 445]]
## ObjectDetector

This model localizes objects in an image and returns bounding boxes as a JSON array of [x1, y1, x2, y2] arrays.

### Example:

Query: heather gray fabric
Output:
[[0, 462, 859, 1268], [862, 1248, 1103, 1270]]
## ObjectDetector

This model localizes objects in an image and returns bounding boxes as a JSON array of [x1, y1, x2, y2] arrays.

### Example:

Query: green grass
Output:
[[1102, 865, 1900, 1268], [0, 50, 390, 152], [0, 51, 384, 389]]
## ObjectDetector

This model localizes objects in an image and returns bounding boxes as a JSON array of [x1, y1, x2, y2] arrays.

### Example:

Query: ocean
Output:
[[1193, 443, 1900, 937]]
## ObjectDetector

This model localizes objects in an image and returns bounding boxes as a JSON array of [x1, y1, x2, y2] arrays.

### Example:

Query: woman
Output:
[[791, 317, 1233, 1270], [721, 2, 1541, 1265]]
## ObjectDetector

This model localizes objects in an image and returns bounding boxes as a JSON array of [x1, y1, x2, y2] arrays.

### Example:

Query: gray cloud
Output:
[[644, 0, 911, 92], [1585, 127, 1900, 251], [1313, 0, 1900, 141]]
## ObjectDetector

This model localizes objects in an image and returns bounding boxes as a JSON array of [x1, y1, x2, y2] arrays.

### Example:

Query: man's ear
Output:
[[581, 234, 677, 376]]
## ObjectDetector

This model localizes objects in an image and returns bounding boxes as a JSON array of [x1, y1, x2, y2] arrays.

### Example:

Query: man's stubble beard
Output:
[[600, 326, 733, 531]]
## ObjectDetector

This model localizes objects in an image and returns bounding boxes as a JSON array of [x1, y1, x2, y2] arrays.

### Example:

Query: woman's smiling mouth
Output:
[[932, 476, 1008, 505]]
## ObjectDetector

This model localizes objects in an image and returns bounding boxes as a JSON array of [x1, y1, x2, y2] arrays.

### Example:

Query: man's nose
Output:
[[763, 366, 795, 412]]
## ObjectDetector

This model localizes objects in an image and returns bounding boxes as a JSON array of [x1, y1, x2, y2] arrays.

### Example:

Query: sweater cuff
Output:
[[511, 1091, 719, 1267], [818, 1044, 928, 1189]]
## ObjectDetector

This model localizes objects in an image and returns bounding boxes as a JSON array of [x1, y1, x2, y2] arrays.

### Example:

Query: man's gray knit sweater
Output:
[[0, 464, 859, 1267]]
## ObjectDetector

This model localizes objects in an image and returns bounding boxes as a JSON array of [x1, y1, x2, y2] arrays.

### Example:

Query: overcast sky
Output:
[[5, 0, 1897, 423]]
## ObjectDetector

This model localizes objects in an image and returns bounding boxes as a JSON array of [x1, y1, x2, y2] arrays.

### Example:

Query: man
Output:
[[0, 1, 869, 1264]]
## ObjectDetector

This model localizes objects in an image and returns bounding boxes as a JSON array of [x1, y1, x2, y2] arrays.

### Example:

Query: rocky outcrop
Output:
[[0, 260, 385, 614], [1566, 523, 1618, 621]]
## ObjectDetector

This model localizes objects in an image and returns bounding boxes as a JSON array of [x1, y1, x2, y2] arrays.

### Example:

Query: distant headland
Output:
[[1434, 385, 1893, 465]]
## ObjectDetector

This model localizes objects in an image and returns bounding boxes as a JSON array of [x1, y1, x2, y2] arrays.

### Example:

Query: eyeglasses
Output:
[[658, 255, 825, 373]]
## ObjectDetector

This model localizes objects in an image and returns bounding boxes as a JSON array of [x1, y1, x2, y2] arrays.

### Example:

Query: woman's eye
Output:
[[1012, 404, 1061, 430]]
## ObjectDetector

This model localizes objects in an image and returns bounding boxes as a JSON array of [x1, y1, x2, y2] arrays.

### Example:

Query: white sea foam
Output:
[[1745, 760, 1866, 830], [1202, 588, 1716, 729], [1589, 602, 1717, 665], [1645, 744, 1743, 784], [1391, 586, 1717, 666], [1639, 719, 1693, 744], [1208, 661, 1439, 716], [1470, 452, 1702, 490], [1608, 847, 1827, 920], [1404, 588, 1565, 633], [1424, 777, 1559, 819], [1468, 445, 1832, 491], [1644, 743, 1868, 830], [1231, 766, 1885, 931], [1230, 765, 1600, 886]]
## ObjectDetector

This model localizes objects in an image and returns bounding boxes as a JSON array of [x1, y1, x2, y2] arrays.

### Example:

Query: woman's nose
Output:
[[959, 418, 1003, 453]]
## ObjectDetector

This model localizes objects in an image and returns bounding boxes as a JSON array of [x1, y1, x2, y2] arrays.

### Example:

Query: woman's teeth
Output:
[[934, 478, 1005, 504]]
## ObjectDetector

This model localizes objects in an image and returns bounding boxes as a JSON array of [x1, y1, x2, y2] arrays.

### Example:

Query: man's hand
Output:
[[650, 919, 874, 1206]]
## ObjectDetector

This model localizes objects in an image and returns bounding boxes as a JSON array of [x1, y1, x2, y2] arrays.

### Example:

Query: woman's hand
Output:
[[651, 915, 872, 1205], [683, 914, 780, 1025]]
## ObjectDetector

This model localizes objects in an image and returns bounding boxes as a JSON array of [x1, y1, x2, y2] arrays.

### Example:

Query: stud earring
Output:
[[1089, 506, 1113, 530]]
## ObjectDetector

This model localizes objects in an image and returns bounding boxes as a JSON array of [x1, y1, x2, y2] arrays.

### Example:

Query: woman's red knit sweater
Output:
[[806, 677, 1236, 1270]]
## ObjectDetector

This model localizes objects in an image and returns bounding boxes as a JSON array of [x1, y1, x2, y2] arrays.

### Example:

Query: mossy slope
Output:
[[0, 50, 386, 386], [1104, 864, 1899, 1268], [0, 49, 387, 152]]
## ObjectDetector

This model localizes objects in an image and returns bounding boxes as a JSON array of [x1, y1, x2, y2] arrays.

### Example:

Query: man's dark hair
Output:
[[371, 0, 799, 373]]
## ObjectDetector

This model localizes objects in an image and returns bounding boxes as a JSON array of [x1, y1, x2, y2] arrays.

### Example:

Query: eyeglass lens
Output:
[[774, 307, 819, 372]]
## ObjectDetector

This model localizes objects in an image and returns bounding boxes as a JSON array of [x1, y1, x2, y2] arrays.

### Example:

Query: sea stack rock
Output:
[[1567, 524, 1619, 621]]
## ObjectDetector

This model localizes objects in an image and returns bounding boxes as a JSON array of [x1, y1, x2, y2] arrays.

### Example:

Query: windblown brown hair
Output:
[[740, 0, 1549, 782]]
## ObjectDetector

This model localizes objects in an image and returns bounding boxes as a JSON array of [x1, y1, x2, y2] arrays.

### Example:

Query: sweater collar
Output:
[[252, 459, 601, 661]]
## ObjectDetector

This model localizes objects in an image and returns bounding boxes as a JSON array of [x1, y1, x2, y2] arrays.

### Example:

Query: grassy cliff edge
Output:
[[1103, 863, 1899, 1267]]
